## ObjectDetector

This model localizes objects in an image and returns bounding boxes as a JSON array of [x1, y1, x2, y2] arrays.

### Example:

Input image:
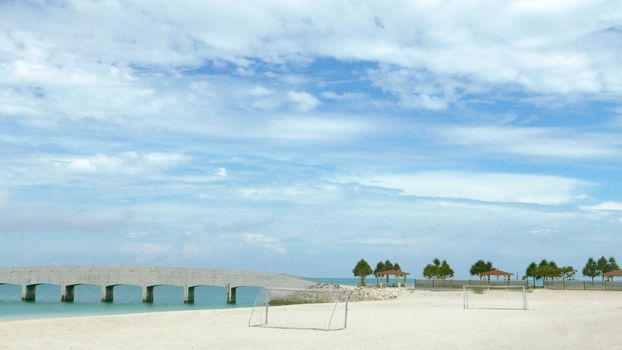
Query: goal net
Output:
[[463, 285, 528, 310], [248, 287, 351, 331]]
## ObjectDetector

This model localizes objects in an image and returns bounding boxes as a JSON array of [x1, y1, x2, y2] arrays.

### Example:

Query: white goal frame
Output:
[[463, 285, 528, 310], [248, 287, 351, 331]]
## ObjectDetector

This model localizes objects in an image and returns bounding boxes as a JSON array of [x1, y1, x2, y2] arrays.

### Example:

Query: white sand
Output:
[[1, 289, 621, 350]]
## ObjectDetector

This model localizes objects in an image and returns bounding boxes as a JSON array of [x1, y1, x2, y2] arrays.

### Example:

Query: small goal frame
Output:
[[248, 287, 351, 331], [463, 285, 528, 310]]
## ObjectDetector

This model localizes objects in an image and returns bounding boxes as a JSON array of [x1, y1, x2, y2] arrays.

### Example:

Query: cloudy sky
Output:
[[1, 0, 622, 278]]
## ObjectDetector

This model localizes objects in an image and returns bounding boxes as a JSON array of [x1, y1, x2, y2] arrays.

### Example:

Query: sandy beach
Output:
[[1, 288, 620, 350]]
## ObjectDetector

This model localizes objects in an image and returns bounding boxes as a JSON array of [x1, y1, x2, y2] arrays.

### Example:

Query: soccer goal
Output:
[[248, 287, 351, 331], [463, 285, 528, 310]]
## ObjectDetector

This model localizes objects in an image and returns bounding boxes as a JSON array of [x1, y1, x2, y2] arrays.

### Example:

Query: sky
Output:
[[1, 0, 622, 279]]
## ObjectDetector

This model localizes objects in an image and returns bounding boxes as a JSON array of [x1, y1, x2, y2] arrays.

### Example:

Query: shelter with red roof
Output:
[[480, 269, 513, 281]]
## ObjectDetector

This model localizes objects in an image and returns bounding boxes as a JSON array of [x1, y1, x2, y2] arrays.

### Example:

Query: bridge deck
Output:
[[0, 266, 313, 304]]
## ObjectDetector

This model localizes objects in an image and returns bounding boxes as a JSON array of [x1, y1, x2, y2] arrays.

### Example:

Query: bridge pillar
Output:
[[226, 284, 237, 304], [22, 285, 36, 302], [142, 286, 154, 303], [61, 285, 75, 303], [101, 285, 114, 303], [184, 286, 195, 304]]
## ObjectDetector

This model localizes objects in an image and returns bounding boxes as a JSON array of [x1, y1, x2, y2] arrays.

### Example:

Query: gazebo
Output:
[[376, 269, 410, 288], [604, 270, 622, 280], [481, 269, 513, 281]]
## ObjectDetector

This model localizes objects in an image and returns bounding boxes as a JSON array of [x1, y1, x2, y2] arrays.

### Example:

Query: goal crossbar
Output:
[[248, 287, 351, 331], [463, 285, 528, 310]]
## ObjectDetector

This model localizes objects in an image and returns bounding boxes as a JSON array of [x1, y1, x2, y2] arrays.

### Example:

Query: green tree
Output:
[[469, 260, 494, 280], [383, 260, 394, 284], [525, 262, 538, 287], [423, 258, 452, 279], [536, 259, 560, 282], [423, 264, 436, 279], [373, 261, 386, 286], [353, 259, 373, 286], [608, 257, 620, 271], [394, 263, 401, 271], [559, 266, 576, 282], [545, 260, 560, 280], [597, 256, 608, 280], [582, 257, 599, 282], [438, 260, 454, 279], [596, 256, 619, 281]]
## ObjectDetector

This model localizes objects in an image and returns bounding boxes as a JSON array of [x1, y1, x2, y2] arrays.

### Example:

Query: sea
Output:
[[0, 277, 361, 320]]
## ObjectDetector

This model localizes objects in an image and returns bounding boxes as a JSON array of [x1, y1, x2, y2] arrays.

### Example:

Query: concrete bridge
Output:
[[0, 266, 314, 304]]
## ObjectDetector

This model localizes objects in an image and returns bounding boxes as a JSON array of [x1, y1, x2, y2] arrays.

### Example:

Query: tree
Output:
[[606, 257, 620, 280], [394, 263, 401, 271], [559, 266, 576, 282], [373, 261, 386, 286], [469, 260, 494, 280], [582, 257, 599, 282], [545, 260, 560, 280], [597, 256, 608, 280], [438, 260, 454, 279], [608, 257, 620, 271], [525, 262, 538, 287], [596, 256, 619, 281], [423, 264, 436, 279], [383, 260, 394, 284], [423, 258, 453, 279], [536, 259, 558, 282], [352, 259, 372, 286], [423, 258, 441, 279]]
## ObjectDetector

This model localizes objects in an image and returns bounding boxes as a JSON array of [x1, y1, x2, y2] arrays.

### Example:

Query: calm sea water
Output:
[[0, 277, 361, 320]]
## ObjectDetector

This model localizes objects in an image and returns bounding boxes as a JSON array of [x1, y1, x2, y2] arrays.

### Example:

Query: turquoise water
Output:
[[0, 278, 360, 320], [0, 284, 262, 320]]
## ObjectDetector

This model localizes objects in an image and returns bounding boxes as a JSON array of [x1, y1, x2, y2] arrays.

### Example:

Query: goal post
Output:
[[248, 287, 351, 331], [463, 285, 528, 310]]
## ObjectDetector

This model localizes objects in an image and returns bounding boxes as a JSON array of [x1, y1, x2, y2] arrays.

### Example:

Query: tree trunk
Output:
[[360, 275, 365, 286]]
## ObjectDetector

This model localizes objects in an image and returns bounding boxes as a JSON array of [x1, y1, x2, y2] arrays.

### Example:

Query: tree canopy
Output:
[[582, 257, 599, 282], [469, 260, 494, 280], [422, 258, 454, 279], [352, 259, 373, 286], [596, 256, 619, 280], [525, 259, 574, 285], [373, 259, 401, 285]]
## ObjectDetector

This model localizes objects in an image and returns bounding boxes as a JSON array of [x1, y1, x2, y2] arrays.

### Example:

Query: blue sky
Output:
[[1, 1, 622, 278]]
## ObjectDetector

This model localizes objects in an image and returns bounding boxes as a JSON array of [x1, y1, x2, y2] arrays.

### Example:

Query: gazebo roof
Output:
[[604, 269, 622, 277], [481, 269, 513, 276], [377, 269, 410, 276]]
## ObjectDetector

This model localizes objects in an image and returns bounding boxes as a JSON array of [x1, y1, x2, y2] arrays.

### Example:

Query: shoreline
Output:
[[1, 289, 622, 349]]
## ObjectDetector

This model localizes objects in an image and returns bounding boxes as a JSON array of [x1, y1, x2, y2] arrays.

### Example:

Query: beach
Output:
[[1, 288, 620, 350]]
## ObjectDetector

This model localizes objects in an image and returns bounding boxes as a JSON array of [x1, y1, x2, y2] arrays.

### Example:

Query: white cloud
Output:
[[117, 243, 173, 260], [287, 91, 320, 112], [345, 171, 590, 205], [530, 228, 559, 236], [235, 183, 345, 203], [261, 116, 371, 141], [320, 91, 368, 101], [438, 125, 621, 159], [244, 233, 286, 255], [2, 0, 618, 117], [0, 207, 132, 233], [52, 152, 189, 174], [215, 167, 228, 177], [582, 201, 622, 211]]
